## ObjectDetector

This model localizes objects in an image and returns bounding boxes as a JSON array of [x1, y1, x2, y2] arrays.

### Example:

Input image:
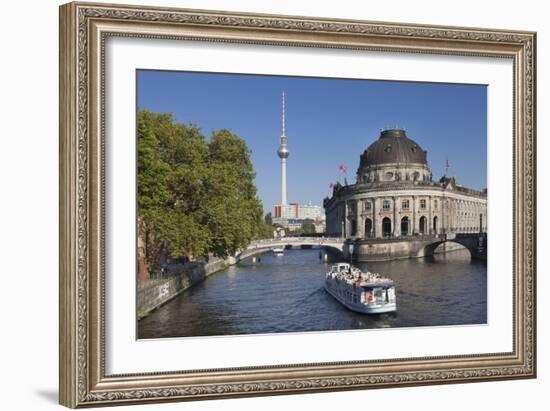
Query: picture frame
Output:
[[59, 1, 536, 408]]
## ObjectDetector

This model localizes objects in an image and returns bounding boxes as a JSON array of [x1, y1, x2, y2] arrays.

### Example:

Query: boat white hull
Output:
[[324, 281, 396, 314]]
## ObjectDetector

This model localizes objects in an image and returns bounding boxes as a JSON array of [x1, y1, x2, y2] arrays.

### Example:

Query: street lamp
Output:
[[349, 243, 354, 266]]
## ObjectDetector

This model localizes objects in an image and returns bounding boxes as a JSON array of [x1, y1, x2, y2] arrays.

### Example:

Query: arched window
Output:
[[401, 217, 409, 236], [419, 216, 427, 234], [382, 217, 392, 237], [364, 218, 373, 237], [351, 219, 357, 236], [433, 216, 438, 234]]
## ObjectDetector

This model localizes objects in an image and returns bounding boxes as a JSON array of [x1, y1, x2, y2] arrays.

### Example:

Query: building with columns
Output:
[[324, 129, 487, 242]]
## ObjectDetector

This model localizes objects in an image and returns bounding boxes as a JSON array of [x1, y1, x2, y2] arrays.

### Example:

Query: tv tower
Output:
[[277, 92, 290, 205]]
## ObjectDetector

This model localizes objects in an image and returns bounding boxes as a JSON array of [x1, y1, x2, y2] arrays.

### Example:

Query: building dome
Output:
[[359, 129, 427, 167]]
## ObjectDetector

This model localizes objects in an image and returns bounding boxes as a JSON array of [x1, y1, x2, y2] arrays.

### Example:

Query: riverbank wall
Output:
[[137, 256, 236, 320]]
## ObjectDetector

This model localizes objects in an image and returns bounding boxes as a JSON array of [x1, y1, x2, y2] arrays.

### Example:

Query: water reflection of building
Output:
[[324, 128, 487, 242]]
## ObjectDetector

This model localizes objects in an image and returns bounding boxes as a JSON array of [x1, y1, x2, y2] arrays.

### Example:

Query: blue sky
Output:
[[137, 70, 487, 214]]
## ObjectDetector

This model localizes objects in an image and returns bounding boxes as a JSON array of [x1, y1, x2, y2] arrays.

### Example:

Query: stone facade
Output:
[[324, 129, 487, 242]]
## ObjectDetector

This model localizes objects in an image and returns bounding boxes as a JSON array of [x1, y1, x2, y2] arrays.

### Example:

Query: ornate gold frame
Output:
[[59, 1, 536, 408]]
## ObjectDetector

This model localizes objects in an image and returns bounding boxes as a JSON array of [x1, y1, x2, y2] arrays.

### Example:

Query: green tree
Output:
[[137, 111, 267, 268], [137, 113, 171, 269], [254, 213, 275, 240], [163, 122, 210, 258], [301, 219, 316, 235], [204, 129, 264, 258]]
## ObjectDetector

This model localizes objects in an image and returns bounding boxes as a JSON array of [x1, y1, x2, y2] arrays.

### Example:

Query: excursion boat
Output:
[[272, 247, 285, 256], [324, 263, 396, 314]]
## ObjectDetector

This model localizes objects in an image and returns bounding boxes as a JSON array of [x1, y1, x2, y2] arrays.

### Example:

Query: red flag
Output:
[[339, 163, 347, 173]]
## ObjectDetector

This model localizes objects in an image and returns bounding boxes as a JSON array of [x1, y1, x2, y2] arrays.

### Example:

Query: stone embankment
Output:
[[137, 256, 236, 320]]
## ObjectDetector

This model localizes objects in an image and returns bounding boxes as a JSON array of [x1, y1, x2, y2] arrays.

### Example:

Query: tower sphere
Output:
[[278, 144, 289, 159]]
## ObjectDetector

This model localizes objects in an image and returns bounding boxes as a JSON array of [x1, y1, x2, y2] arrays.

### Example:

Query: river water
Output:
[[138, 248, 487, 339]]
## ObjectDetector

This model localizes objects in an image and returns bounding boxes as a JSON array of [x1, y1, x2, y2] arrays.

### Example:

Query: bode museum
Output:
[[324, 128, 487, 261]]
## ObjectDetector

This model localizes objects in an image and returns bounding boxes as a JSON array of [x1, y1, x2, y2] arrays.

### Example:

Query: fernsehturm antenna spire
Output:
[[277, 92, 290, 205]]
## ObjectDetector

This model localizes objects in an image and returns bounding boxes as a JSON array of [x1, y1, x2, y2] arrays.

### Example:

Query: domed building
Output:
[[324, 128, 487, 260]]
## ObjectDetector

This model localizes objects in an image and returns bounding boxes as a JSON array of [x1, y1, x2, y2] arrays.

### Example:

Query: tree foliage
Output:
[[300, 220, 317, 235], [137, 110, 266, 270]]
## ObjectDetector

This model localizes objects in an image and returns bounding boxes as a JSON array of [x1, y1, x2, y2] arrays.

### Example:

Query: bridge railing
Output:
[[249, 237, 343, 246]]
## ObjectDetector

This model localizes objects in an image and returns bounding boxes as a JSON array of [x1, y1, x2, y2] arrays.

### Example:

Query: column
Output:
[[372, 198, 377, 238], [344, 201, 350, 239], [428, 195, 432, 235], [338, 202, 346, 238], [393, 196, 398, 237], [412, 195, 417, 234], [441, 197, 445, 234], [374, 198, 382, 238], [358, 200, 364, 238], [453, 199, 457, 232]]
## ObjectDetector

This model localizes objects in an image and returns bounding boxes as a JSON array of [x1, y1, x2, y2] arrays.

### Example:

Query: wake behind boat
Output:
[[324, 263, 396, 314]]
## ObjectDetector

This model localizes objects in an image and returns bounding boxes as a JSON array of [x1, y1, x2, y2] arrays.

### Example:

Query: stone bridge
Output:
[[416, 232, 487, 260], [237, 233, 486, 263], [236, 237, 345, 262], [352, 232, 487, 261]]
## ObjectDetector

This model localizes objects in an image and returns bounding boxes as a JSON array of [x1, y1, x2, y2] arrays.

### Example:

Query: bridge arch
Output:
[[416, 234, 485, 260], [236, 237, 345, 262]]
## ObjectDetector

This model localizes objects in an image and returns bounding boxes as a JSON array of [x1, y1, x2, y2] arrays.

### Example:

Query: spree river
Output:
[[138, 248, 487, 339]]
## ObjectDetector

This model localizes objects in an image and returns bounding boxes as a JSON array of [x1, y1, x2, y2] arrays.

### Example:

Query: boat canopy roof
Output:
[[332, 263, 351, 271], [361, 281, 395, 289]]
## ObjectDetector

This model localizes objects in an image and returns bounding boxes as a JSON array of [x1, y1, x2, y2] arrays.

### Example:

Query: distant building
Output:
[[273, 202, 323, 220], [273, 205, 326, 233], [274, 203, 298, 220], [298, 202, 324, 220], [324, 128, 487, 239]]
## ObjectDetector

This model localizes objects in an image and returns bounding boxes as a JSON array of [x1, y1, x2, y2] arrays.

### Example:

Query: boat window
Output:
[[373, 288, 385, 299]]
